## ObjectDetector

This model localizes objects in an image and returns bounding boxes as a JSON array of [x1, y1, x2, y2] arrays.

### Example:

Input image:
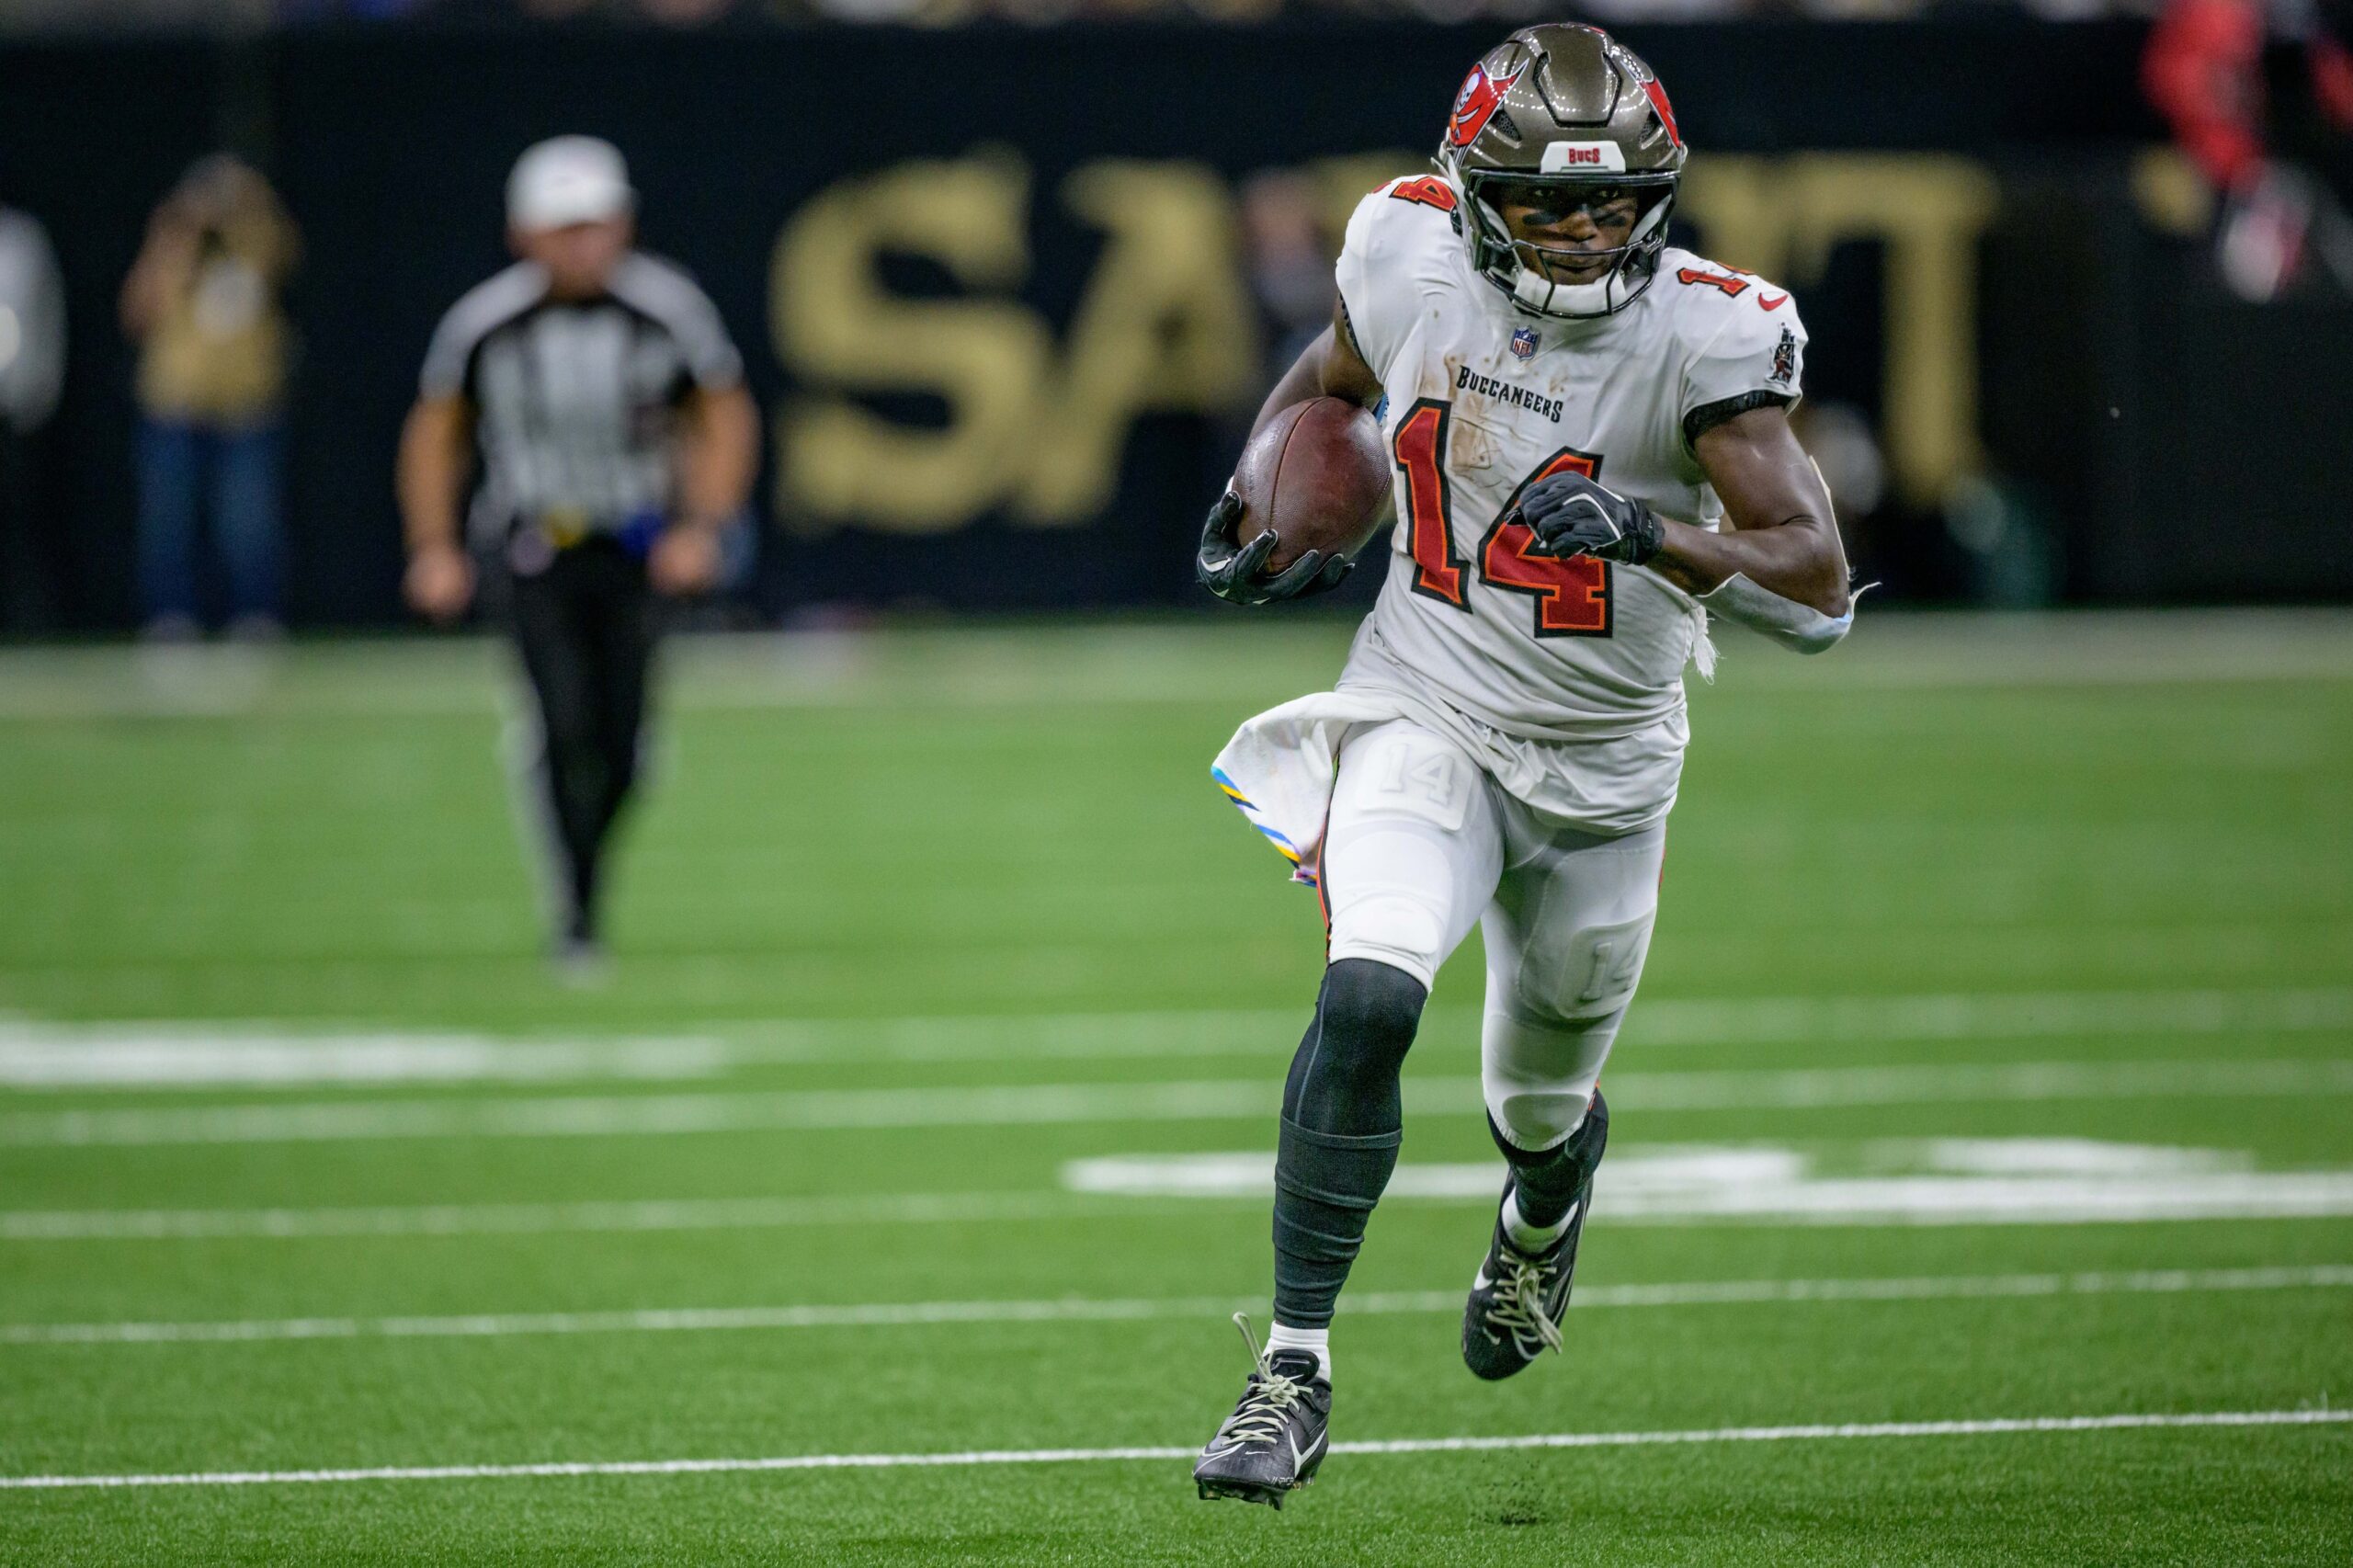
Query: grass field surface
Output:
[[1, 610, 2347, 1564]]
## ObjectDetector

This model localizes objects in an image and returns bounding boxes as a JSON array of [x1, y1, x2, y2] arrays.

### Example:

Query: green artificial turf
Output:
[[0, 611, 2347, 1564]]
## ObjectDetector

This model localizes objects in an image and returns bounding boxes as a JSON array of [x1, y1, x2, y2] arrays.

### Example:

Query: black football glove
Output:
[[1515, 472, 1665, 565], [1195, 490, 1353, 607]]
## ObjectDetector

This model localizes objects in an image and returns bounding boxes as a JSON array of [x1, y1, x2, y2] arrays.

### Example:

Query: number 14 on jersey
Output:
[[1392, 398, 1613, 639]]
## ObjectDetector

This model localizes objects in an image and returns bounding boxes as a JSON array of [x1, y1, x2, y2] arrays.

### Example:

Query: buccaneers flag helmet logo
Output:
[[1447, 62, 1523, 147]]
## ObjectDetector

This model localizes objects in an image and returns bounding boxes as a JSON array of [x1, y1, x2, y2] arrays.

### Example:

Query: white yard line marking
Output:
[[3, 1267, 2346, 1347], [0, 1080, 1283, 1146], [11, 1131, 2353, 1239], [3, 1408, 2344, 1490], [1627, 987, 2353, 1051], [0, 1191, 1135, 1241], [0, 1026, 728, 1090], [5, 1059, 2349, 1146], [711, 987, 2353, 1065], [18, 1174, 2353, 1242], [1610, 1058, 2353, 1111], [5, 987, 2343, 1088], [1063, 1142, 2353, 1224]]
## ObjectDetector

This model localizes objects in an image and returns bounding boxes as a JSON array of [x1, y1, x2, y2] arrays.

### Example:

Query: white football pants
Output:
[[1320, 718, 1665, 1153]]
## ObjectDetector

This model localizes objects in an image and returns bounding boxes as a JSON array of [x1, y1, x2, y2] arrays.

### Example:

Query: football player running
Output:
[[1190, 25, 1854, 1507]]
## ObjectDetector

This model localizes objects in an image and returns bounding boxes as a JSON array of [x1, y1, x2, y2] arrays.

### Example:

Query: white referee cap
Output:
[[506, 136, 635, 233]]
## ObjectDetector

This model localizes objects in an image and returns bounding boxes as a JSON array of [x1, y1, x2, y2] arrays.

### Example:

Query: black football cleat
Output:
[[1191, 1313, 1331, 1508], [1462, 1095, 1607, 1381]]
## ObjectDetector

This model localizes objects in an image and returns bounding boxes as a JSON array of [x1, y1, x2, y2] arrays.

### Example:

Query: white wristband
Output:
[[1699, 573, 1856, 654]]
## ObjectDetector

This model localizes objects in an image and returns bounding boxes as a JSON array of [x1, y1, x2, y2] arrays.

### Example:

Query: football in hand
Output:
[[1231, 397, 1391, 574]]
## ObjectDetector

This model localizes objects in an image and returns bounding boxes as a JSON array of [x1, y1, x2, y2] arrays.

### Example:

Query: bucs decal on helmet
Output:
[[1642, 79, 1683, 150], [1448, 62, 1524, 148]]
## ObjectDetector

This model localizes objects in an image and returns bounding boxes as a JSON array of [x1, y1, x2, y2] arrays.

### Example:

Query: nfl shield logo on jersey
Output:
[[1510, 327, 1539, 361]]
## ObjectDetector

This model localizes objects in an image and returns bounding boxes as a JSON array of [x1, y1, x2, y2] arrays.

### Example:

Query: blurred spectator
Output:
[[1240, 169, 1336, 385], [119, 155, 299, 641], [1791, 400, 1898, 601], [637, 0, 739, 20], [1791, 401, 1886, 522], [0, 199, 64, 632], [2144, 0, 2353, 299]]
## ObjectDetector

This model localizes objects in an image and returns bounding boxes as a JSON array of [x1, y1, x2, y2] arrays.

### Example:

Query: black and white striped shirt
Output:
[[419, 253, 743, 540]]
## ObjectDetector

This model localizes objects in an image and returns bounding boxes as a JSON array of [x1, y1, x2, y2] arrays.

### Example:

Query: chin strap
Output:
[[1512, 269, 1616, 316]]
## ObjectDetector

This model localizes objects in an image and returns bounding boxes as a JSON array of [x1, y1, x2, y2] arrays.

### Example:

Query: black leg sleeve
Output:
[[1270, 959, 1427, 1329], [0, 425, 51, 632], [1488, 1092, 1609, 1231]]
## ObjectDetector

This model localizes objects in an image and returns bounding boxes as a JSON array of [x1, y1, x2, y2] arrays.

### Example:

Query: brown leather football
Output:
[[1232, 397, 1392, 574]]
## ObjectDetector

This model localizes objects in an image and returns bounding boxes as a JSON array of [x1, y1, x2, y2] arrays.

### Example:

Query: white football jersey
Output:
[[1329, 175, 1807, 831]]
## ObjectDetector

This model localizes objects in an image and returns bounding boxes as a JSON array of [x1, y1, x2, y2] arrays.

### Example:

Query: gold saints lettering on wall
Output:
[[769, 152, 1257, 535], [1677, 154, 2000, 508], [768, 150, 2000, 536]]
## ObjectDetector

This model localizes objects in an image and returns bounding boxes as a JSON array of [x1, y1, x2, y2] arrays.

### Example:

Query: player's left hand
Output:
[[649, 524, 722, 597], [1196, 490, 1352, 607], [1516, 472, 1665, 565]]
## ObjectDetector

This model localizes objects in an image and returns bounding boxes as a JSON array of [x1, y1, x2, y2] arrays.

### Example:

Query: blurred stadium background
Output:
[[0, 1, 2347, 1562]]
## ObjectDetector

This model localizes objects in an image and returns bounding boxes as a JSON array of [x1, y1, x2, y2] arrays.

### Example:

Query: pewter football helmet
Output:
[[1437, 25, 1688, 319]]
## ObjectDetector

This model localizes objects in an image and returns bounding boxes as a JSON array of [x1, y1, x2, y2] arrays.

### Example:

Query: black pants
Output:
[[0, 422, 50, 633], [509, 538, 657, 943]]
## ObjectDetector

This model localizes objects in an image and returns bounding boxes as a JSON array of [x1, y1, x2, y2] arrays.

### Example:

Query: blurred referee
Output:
[[398, 136, 758, 970]]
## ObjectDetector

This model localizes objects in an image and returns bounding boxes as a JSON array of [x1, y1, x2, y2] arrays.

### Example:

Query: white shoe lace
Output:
[[1220, 1312, 1308, 1447], [1482, 1251, 1567, 1357], [1480, 1198, 1578, 1358]]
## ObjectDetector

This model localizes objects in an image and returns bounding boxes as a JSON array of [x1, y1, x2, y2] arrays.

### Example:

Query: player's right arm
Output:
[[404, 270, 544, 621], [1200, 188, 1407, 607], [1199, 296, 1387, 607], [397, 393, 477, 623]]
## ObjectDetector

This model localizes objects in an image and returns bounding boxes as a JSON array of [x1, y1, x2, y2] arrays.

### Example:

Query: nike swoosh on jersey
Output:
[[1758, 292, 1790, 311]]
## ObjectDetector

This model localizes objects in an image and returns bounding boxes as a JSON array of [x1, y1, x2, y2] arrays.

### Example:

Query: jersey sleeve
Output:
[[617, 256, 744, 390], [1334, 182, 1444, 384], [663, 284, 743, 391], [417, 265, 540, 402], [1677, 290, 1807, 444], [416, 299, 483, 402]]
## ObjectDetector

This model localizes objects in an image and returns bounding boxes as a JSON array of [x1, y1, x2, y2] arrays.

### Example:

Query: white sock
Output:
[[1504, 1187, 1576, 1254], [1266, 1323, 1331, 1381]]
